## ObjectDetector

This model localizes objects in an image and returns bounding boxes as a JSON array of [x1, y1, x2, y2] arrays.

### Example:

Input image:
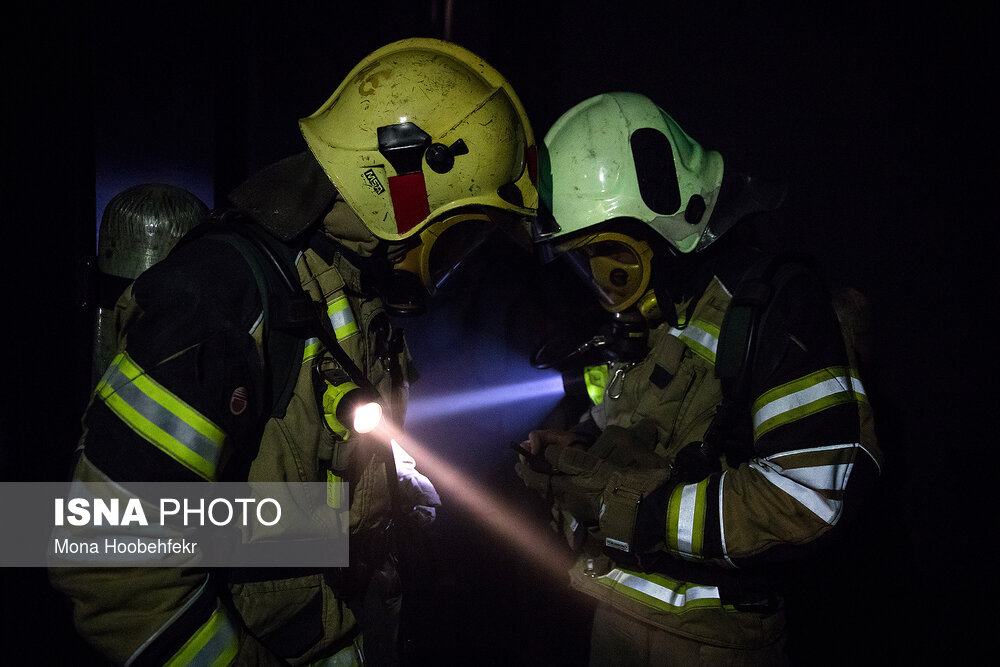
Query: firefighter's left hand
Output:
[[515, 440, 615, 523]]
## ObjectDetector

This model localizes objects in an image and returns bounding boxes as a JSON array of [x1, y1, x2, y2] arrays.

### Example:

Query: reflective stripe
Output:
[[667, 478, 708, 559], [165, 601, 239, 667], [309, 639, 363, 667], [303, 336, 322, 362], [718, 471, 736, 565], [96, 353, 225, 480], [748, 443, 861, 525], [597, 568, 722, 612], [668, 319, 720, 364], [125, 580, 212, 666], [327, 296, 358, 341], [248, 310, 264, 336], [752, 367, 867, 440]]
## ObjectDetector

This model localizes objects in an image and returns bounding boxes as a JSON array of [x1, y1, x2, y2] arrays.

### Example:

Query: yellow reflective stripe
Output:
[[596, 567, 722, 612], [666, 479, 708, 559], [165, 603, 239, 667], [327, 470, 345, 509], [668, 319, 720, 364], [96, 352, 225, 480], [303, 337, 322, 362], [327, 296, 358, 341], [752, 366, 867, 440]]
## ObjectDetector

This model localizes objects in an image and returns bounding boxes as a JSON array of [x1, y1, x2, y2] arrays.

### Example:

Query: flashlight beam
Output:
[[374, 422, 575, 579], [405, 375, 564, 423]]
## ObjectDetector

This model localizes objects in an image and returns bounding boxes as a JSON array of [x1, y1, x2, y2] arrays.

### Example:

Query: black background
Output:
[[3, 2, 996, 664]]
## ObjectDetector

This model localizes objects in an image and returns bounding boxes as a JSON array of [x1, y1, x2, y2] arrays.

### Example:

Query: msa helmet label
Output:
[[363, 169, 385, 195]]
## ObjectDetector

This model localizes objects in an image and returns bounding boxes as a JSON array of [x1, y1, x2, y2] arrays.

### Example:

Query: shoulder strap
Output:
[[202, 219, 311, 420], [706, 252, 816, 464], [210, 216, 404, 520]]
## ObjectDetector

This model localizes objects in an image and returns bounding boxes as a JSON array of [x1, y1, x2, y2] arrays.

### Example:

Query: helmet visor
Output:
[[424, 216, 497, 293], [392, 212, 500, 301]]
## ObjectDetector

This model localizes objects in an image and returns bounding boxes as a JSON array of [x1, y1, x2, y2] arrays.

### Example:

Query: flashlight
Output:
[[318, 368, 384, 439], [352, 399, 383, 434]]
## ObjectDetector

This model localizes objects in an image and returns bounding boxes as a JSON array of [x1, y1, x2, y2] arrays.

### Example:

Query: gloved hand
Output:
[[516, 445, 609, 523], [391, 440, 441, 527], [515, 421, 666, 524], [589, 419, 663, 468], [515, 420, 670, 551]]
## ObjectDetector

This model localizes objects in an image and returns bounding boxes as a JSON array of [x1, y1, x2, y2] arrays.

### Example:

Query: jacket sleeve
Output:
[[639, 270, 882, 568], [49, 238, 284, 666]]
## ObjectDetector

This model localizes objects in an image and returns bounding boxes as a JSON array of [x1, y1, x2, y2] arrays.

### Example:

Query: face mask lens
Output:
[[562, 239, 643, 310]]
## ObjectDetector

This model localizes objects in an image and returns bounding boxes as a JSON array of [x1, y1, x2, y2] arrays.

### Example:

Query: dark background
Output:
[[3, 2, 996, 664]]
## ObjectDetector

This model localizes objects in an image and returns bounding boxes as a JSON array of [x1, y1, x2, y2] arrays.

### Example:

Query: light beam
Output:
[[373, 421, 575, 580], [405, 373, 565, 424]]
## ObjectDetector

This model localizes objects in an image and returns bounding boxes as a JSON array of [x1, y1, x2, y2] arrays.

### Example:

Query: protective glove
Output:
[[515, 448, 607, 523], [514, 427, 587, 498], [588, 422, 673, 557], [516, 421, 666, 524], [391, 440, 441, 527], [589, 419, 664, 468]]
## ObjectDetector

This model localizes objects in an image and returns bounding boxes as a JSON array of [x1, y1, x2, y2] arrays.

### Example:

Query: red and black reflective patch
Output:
[[230, 386, 249, 416], [387, 173, 431, 235]]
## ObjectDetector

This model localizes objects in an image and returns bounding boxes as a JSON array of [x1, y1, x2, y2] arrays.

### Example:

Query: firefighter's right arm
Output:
[[49, 238, 284, 666]]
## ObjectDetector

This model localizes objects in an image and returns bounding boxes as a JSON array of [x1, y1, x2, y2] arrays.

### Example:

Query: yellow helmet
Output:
[[300, 38, 537, 244]]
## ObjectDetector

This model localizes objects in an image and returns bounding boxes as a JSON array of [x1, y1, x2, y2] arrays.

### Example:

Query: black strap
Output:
[[706, 253, 815, 464], [205, 222, 308, 420], [219, 218, 404, 523]]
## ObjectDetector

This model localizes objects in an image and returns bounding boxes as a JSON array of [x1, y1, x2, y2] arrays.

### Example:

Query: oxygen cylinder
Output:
[[92, 184, 208, 384]]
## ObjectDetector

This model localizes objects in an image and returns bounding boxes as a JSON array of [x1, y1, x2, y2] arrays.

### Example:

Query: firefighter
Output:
[[515, 92, 881, 665], [51, 38, 537, 666]]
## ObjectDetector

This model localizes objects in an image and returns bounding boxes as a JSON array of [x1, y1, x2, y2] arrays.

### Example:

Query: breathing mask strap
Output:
[[650, 254, 697, 329]]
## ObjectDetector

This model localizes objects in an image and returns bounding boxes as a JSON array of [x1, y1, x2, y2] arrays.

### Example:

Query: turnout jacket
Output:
[[568, 251, 882, 648], [50, 202, 414, 665]]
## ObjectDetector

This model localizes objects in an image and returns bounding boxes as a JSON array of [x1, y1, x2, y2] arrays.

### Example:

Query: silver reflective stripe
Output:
[[752, 368, 866, 439], [249, 309, 264, 336], [309, 639, 364, 667], [718, 471, 737, 565], [164, 601, 239, 666], [754, 375, 863, 426], [102, 365, 222, 466], [667, 320, 719, 364], [676, 483, 700, 557], [97, 354, 225, 479], [327, 296, 358, 341], [125, 579, 211, 666], [748, 446, 857, 525], [303, 336, 322, 362], [191, 616, 239, 666], [600, 568, 721, 609]]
